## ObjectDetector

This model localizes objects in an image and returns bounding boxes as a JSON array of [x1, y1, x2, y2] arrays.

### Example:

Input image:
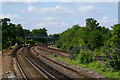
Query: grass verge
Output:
[[53, 56, 119, 79]]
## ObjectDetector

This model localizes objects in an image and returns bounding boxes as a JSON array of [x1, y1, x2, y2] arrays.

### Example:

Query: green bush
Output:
[[54, 56, 119, 78], [77, 50, 95, 64], [70, 47, 95, 64], [105, 45, 120, 71]]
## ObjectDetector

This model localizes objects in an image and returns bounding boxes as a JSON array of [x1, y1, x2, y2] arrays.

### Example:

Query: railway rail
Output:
[[14, 46, 73, 80], [26, 46, 74, 80], [13, 45, 100, 80], [15, 47, 49, 80], [31, 46, 97, 80], [37, 46, 69, 57]]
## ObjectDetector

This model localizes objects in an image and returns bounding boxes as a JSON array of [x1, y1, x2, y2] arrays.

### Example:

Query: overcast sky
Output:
[[1, 2, 119, 34]]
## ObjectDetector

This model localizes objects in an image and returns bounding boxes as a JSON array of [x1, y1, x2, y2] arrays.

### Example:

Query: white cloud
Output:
[[21, 16, 57, 23], [26, 5, 73, 15], [27, 6, 36, 12], [41, 17, 57, 21], [77, 5, 95, 13], [26, 5, 100, 16], [102, 16, 108, 20], [0, 14, 20, 19], [98, 16, 118, 28], [76, 5, 101, 16], [100, 16, 117, 23], [37, 22, 69, 27], [36, 21, 70, 34], [20, 21, 28, 25]]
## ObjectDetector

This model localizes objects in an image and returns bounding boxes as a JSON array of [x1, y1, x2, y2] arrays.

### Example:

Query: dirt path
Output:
[[2, 48, 15, 79]]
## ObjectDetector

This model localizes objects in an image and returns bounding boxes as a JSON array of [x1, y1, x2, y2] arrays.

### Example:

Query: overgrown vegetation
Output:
[[1, 18, 49, 49], [54, 18, 120, 78], [70, 46, 95, 64], [53, 57, 119, 79]]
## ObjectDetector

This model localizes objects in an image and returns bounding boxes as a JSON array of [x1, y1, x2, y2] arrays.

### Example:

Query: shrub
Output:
[[70, 46, 95, 64], [104, 43, 120, 71], [77, 50, 95, 64]]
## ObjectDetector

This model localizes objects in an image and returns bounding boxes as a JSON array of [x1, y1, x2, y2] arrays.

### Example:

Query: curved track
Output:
[[14, 45, 97, 80], [15, 47, 48, 80], [31, 46, 97, 80], [37, 46, 69, 57]]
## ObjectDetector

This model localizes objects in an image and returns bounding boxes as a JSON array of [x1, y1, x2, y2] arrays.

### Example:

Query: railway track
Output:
[[15, 47, 49, 80], [26, 56, 70, 80], [26, 47, 73, 80], [31, 46, 96, 80], [36, 46, 69, 57], [14, 45, 99, 80], [15, 46, 74, 80]]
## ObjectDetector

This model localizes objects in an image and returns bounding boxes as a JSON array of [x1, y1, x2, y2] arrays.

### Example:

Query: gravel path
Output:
[[2, 49, 16, 79]]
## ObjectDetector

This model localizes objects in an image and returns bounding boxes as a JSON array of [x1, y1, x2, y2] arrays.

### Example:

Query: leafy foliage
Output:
[[1, 18, 48, 49], [105, 47, 120, 71], [54, 57, 119, 78], [55, 18, 120, 71], [70, 47, 94, 64], [55, 18, 108, 51], [104, 24, 120, 71], [31, 28, 48, 37], [86, 18, 99, 29]]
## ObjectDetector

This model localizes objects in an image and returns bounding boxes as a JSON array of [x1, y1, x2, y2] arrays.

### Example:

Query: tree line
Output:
[[1, 18, 48, 49], [54, 18, 120, 71]]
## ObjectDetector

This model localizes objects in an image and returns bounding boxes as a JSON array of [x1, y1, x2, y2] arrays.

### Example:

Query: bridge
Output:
[[25, 35, 52, 39], [24, 35, 53, 44]]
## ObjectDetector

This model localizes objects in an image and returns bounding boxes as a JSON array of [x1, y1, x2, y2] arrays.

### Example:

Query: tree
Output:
[[104, 24, 120, 71], [1, 18, 10, 30], [86, 18, 99, 29], [24, 29, 31, 36], [87, 30, 103, 50], [111, 24, 120, 45], [30, 28, 48, 44], [2, 18, 50, 49], [16, 24, 25, 38], [2, 18, 25, 49], [2, 18, 17, 49], [55, 18, 106, 51], [31, 28, 48, 37], [48, 34, 60, 43]]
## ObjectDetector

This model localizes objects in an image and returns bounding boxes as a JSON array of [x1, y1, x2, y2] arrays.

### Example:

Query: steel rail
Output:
[[37, 46, 69, 57], [32, 46, 97, 80], [26, 56, 57, 80], [15, 47, 49, 80], [25, 46, 73, 79], [28, 56, 72, 78], [15, 48, 28, 80]]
